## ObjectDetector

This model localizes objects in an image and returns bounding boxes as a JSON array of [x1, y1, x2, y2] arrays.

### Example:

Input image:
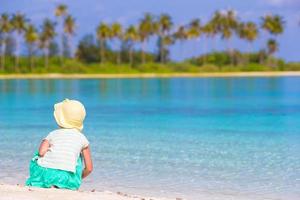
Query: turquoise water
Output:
[[0, 77, 299, 199]]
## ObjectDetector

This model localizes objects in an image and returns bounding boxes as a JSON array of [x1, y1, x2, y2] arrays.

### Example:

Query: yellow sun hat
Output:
[[53, 99, 86, 131]]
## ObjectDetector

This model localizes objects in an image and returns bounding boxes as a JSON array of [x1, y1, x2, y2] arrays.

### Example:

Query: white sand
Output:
[[0, 184, 174, 200], [1, 71, 300, 79], [0, 184, 290, 200]]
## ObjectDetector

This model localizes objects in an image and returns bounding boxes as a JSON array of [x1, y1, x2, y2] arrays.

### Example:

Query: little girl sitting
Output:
[[26, 99, 93, 190]]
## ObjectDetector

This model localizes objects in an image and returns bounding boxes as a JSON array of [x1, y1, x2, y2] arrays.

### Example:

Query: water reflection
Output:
[[0, 77, 291, 98]]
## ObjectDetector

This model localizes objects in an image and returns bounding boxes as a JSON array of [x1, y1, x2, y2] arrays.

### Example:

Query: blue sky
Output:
[[1, 0, 300, 61]]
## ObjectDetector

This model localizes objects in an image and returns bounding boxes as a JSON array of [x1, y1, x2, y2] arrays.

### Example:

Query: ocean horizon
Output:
[[0, 77, 299, 199]]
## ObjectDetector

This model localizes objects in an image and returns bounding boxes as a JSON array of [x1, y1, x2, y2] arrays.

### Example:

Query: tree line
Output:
[[0, 4, 285, 72]]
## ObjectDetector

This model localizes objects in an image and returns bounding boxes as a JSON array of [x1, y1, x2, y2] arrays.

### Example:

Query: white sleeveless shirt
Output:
[[37, 128, 89, 173]]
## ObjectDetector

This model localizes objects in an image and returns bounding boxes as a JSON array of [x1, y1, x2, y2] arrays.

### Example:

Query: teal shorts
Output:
[[25, 152, 83, 190]]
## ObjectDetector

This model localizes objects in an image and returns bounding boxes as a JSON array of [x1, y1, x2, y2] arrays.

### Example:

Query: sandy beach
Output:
[[0, 184, 284, 200], [1, 71, 300, 79], [0, 184, 175, 200]]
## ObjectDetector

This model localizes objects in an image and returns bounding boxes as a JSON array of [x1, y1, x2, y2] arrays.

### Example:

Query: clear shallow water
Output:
[[0, 77, 299, 199]]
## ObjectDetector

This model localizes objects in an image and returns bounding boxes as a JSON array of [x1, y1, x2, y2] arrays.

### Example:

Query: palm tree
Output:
[[207, 11, 223, 51], [111, 22, 123, 64], [11, 13, 27, 69], [157, 14, 173, 63], [24, 24, 38, 71], [261, 15, 273, 33], [238, 22, 258, 64], [267, 39, 278, 55], [55, 4, 68, 65], [96, 22, 111, 63], [220, 10, 238, 52], [219, 10, 238, 65], [124, 25, 138, 65], [161, 35, 174, 62], [0, 13, 12, 70], [55, 4, 68, 17], [39, 19, 56, 68], [187, 19, 201, 39], [201, 21, 218, 64], [64, 15, 76, 58], [174, 25, 187, 56], [261, 14, 284, 63], [239, 22, 258, 51], [261, 14, 284, 36], [267, 39, 278, 67], [138, 13, 155, 64], [187, 19, 201, 56]]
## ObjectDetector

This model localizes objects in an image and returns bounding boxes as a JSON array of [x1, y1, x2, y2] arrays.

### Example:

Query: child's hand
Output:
[[82, 146, 93, 179], [38, 140, 50, 157]]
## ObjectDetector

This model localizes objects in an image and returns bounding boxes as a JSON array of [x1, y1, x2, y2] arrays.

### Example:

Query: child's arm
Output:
[[38, 139, 50, 157], [82, 146, 93, 179]]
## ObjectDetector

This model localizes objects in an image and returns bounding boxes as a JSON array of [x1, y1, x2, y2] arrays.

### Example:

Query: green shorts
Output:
[[25, 152, 83, 190]]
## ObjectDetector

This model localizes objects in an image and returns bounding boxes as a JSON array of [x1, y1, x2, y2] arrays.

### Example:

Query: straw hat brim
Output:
[[53, 102, 84, 131]]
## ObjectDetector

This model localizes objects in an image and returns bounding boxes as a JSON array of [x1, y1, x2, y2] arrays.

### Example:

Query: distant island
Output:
[[1, 4, 299, 74]]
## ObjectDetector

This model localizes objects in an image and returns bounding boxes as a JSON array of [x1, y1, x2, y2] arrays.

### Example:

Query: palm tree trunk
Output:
[[193, 38, 198, 55], [212, 35, 216, 52], [260, 31, 267, 65], [268, 53, 273, 67], [259, 53, 264, 65], [159, 32, 164, 63], [246, 42, 252, 66], [129, 46, 133, 66], [179, 40, 183, 58], [117, 50, 121, 65], [1, 41, 5, 71], [227, 38, 234, 66], [45, 51, 48, 69], [100, 39, 105, 64], [141, 40, 146, 64], [44, 42, 49, 69], [29, 45, 31, 71], [15, 36, 19, 72], [160, 38, 164, 63], [67, 34, 72, 58], [60, 31, 64, 67], [29, 45, 34, 72], [203, 37, 207, 65], [117, 38, 122, 65], [30, 55, 34, 72], [16, 56, 19, 71]]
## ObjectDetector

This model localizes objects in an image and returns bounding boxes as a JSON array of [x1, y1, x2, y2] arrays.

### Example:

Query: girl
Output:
[[26, 99, 93, 190]]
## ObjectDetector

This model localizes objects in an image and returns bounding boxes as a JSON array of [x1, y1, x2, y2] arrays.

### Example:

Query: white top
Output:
[[37, 128, 89, 173]]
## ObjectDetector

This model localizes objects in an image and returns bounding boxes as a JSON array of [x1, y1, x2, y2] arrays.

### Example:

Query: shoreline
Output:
[[0, 71, 300, 79]]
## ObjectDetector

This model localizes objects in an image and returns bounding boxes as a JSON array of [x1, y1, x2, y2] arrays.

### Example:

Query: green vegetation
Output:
[[0, 4, 299, 74]]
